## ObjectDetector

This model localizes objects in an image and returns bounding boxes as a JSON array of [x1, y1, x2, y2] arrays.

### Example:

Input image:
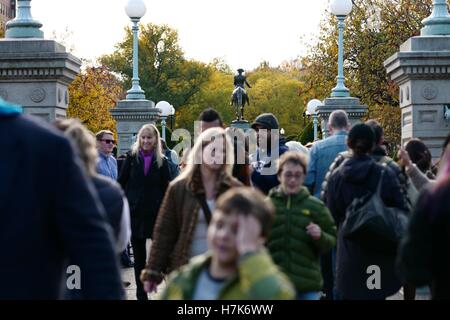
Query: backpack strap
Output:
[[195, 193, 212, 225]]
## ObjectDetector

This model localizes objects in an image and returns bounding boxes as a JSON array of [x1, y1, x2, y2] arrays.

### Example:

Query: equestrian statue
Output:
[[231, 68, 251, 120]]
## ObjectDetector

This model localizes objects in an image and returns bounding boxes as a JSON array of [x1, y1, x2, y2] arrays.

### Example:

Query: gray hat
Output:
[[251, 113, 279, 130]]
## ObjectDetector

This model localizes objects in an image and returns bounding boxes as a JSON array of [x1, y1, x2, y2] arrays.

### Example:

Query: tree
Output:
[[176, 63, 306, 138], [99, 23, 211, 109], [300, 0, 432, 144], [67, 66, 123, 136]]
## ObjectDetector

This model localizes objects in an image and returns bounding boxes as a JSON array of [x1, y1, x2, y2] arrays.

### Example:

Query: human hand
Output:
[[140, 268, 163, 293], [306, 222, 322, 241], [236, 215, 264, 256], [143, 280, 159, 293], [397, 148, 412, 169]]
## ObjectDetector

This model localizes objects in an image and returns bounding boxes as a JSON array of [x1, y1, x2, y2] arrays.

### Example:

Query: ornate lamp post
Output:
[[306, 99, 322, 141], [5, 0, 44, 39], [156, 100, 173, 141], [330, 0, 353, 98], [421, 0, 450, 36], [125, 0, 147, 100]]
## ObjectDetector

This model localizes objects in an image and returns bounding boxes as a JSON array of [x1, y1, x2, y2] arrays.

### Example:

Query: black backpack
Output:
[[341, 166, 409, 255]]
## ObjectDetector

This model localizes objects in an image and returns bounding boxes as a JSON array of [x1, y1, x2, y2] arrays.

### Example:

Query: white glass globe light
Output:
[[125, 0, 147, 19], [306, 99, 322, 115], [171, 105, 175, 115], [330, 0, 353, 16], [156, 101, 172, 117]]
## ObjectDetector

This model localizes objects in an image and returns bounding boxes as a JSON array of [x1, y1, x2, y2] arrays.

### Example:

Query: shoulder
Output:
[[223, 175, 244, 188], [92, 175, 124, 197], [9, 115, 75, 159]]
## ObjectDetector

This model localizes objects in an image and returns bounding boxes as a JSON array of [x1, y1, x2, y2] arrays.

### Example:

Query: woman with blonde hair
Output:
[[141, 127, 243, 293], [118, 123, 171, 300]]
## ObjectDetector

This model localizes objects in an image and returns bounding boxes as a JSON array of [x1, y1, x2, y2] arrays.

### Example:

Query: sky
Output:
[[31, 0, 331, 70]]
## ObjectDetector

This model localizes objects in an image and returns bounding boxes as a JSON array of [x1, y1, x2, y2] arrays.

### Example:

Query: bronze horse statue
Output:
[[231, 87, 250, 120], [231, 69, 251, 121]]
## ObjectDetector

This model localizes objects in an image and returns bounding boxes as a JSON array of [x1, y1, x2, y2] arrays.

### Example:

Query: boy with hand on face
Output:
[[144, 187, 295, 300]]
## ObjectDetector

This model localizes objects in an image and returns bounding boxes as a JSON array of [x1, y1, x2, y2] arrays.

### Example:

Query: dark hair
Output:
[[347, 123, 375, 156], [215, 187, 274, 238], [405, 139, 432, 173], [198, 108, 223, 126], [365, 119, 383, 145], [277, 151, 308, 176]]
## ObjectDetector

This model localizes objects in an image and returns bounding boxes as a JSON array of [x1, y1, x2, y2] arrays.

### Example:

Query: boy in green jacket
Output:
[[152, 187, 295, 300], [268, 152, 337, 300]]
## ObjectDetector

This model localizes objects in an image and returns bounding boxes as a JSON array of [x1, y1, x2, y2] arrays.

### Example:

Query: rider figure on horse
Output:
[[231, 69, 251, 120]]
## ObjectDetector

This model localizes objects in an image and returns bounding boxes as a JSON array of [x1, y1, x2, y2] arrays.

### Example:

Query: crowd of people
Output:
[[1, 96, 449, 300]]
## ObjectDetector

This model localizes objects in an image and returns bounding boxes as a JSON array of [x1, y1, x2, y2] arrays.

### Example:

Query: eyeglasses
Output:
[[282, 172, 304, 180], [100, 139, 116, 144]]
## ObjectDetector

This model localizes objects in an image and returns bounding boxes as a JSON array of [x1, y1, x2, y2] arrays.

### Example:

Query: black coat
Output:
[[397, 177, 450, 300], [0, 114, 123, 299], [118, 151, 170, 239], [326, 155, 408, 299], [92, 175, 124, 240]]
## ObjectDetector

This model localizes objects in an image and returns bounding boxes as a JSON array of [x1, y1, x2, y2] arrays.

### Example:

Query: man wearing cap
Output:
[[250, 113, 288, 194]]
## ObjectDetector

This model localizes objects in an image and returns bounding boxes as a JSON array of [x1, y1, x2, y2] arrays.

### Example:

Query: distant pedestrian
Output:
[[161, 138, 180, 180], [249, 113, 288, 194], [199, 108, 224, 133], [95, 129, 133, 269], [118, 123, 171, 300], [96, 129, 118, 180]]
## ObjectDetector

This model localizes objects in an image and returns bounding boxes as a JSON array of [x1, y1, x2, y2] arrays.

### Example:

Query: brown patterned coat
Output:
[[146, 173, 242, 278]]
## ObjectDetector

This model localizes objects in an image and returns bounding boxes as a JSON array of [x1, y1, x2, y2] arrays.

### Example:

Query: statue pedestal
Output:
[[230, 120, 251, 131], [385, 36, 450, 159], [0, 39, 81, 122]]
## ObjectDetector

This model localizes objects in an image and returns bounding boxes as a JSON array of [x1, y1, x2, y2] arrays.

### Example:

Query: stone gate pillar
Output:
[[385, 0, 450, 159]]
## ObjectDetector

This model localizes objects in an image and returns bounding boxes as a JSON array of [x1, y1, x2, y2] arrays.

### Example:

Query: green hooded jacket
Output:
[[160, 250, 295, 300], [267, 186, 337, 292]]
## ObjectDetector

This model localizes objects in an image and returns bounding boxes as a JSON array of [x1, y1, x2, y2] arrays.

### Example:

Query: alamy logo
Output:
[[366, 265, 381, 290], [66, 265, 81, 290]]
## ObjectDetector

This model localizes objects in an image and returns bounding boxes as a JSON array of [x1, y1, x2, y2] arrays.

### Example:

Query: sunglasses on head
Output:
[[101, 139, 116, 144]]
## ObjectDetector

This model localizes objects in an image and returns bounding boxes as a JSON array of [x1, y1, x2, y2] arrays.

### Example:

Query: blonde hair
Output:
[[53, 118, 98, 177], [131, 124, 164, 168], [176, 127, 234, 188]]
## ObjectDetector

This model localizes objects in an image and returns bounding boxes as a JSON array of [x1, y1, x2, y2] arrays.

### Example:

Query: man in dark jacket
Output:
[[0, 99, 123, 299], [250, 113, 288, 194]]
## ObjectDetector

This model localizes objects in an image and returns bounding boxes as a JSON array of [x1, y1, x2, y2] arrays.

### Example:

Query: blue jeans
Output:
[[297, 291, 321, 300]]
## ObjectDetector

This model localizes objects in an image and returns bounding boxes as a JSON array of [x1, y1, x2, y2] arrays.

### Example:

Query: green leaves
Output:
[[67, 66, 123, 137], [300, 0, 432, 145], [99, 23, 211, 110]]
